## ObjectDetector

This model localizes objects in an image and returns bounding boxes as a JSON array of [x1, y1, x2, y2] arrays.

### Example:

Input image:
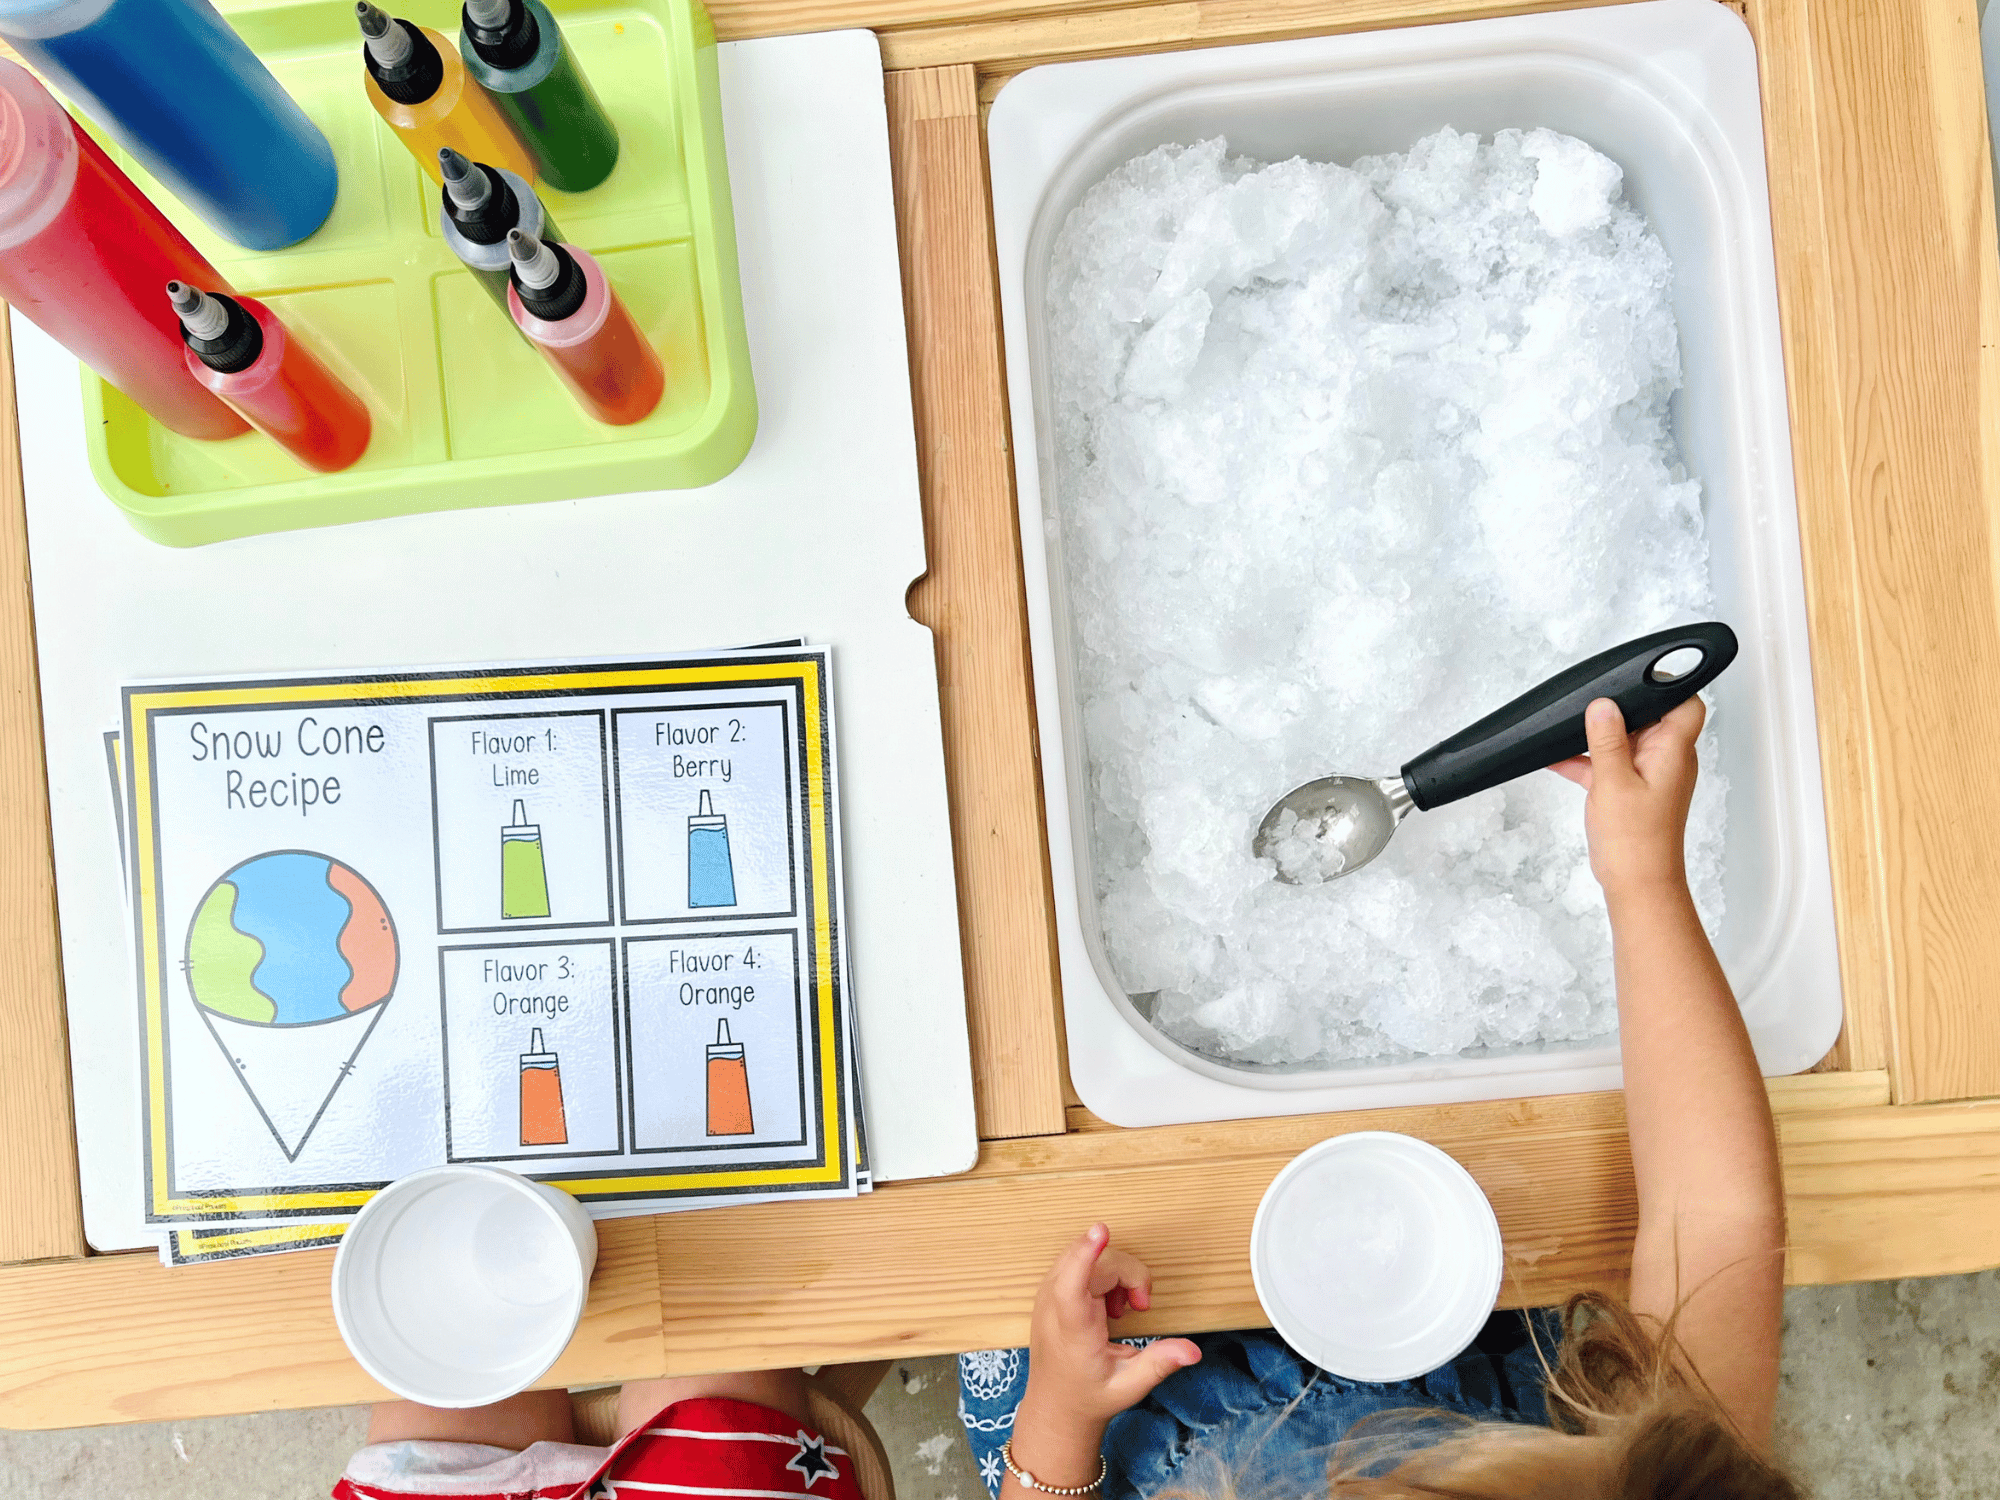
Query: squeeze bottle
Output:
[[438, 147, 560, 311], [358, 1, 531, 187], [0, 0, 337, 250], [500, 798, 551, 919], [705, 1019, 753, 1137], [686, 787, 736, 909], [0, 63, 245, 439], [459, 0, 617, 193], [169, 282, 371, 473], [506, 227, 662, 427], [518, 1027, 567, 1146]]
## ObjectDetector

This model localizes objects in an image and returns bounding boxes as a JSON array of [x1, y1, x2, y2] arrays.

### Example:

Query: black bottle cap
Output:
[[442, 160, 522, 245], [362, 13, 444, 105], [510, 235, 588, 321], [462, 0, 540, 71], [174, 290, 264, 375]]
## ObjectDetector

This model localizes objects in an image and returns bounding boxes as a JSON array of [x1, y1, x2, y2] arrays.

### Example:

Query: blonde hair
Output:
[[1166, 1294, 1802, 1500]]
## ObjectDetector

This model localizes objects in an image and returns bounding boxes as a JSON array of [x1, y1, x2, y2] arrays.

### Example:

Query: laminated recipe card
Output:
[[117, 647, 865, 1233]]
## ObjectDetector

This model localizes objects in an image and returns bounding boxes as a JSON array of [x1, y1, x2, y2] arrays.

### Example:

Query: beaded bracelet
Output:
[[1000, 1439, 1107, 1496]]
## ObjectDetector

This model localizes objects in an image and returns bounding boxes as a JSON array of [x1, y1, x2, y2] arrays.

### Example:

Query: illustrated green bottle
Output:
[[459, 0, 619, 194], [501, 798, 551, 919]]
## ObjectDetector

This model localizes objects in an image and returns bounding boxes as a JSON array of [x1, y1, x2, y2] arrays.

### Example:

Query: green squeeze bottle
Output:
[[458, 0, 617, 193], [501, 798, 551, 919]]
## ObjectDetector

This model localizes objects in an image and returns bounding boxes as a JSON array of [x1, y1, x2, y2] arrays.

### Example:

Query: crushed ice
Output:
[[1262, 804, 1354, 886], [1047, 127, 1728, 1067]]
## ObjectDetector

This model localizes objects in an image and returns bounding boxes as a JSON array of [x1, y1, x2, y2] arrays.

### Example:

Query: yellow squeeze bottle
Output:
[[356, 2, 532, 186]]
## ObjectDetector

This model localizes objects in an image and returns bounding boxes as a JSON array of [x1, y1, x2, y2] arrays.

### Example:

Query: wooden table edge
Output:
[[8, 1072, 2000, 1429]]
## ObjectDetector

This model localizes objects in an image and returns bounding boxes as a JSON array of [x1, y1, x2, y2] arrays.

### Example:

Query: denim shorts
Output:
[[958, 1311, 1558, 1500]]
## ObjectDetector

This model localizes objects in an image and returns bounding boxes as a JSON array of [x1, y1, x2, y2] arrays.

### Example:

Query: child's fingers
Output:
[[1049, 1223, 1112, 1305], [1547, 755, 1593, 790], [1630, 696, 1706, 778], [1632, 695, 1704, 752], [1581, 699, 1639, 788], [1106, 1338, 1202, 1406], [1087, 1247, 1154, 1308], [1656, 693, 1706, 742]]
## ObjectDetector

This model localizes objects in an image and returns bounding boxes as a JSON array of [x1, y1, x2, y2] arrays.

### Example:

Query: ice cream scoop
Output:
[[1254, 622, 1739, 884]]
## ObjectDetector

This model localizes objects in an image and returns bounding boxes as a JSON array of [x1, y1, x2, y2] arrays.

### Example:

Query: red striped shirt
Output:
[[333, 1397, 868, 1500]]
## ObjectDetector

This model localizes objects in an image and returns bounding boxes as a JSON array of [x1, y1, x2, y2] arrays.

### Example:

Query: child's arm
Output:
[[1552, 696, 1786, 1448], [1001, 1225, 1200, 1500]]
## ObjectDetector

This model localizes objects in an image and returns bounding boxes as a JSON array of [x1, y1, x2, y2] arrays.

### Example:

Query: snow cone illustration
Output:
[[184, 851, 399, 1160]]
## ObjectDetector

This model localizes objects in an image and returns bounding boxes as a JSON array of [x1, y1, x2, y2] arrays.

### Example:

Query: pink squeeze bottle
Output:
[[0, 60, 244, 439], [504, 227, 662, 426]]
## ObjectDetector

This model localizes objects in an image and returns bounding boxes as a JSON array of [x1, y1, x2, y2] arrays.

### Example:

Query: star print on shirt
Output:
[[788, 1431, 840, 1489]]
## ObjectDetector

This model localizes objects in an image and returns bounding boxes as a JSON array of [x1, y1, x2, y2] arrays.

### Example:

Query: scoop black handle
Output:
[[1399, 622, 1738, 812]]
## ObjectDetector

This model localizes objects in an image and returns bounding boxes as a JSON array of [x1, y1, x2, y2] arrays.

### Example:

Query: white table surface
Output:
[[17, 29, 977, 1251]]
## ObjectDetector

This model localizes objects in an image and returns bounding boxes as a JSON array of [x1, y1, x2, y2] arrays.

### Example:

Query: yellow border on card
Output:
[[134, 660, 846, 1220], [169, 1220, 348, 1265]]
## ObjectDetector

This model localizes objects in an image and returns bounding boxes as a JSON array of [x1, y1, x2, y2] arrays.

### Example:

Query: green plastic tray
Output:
[[76, 0, 755, 546]]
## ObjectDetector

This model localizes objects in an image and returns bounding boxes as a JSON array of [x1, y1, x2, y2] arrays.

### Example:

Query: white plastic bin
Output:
[[988, 0, 1844, 1127]]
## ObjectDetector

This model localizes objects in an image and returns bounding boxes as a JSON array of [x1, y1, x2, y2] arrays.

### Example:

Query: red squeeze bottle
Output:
[[168, 283, 371, 473], [0, 60, 245, 440], [505, 227, 662, 426]]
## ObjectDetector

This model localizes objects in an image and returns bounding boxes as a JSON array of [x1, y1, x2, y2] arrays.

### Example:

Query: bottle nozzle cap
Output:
[[439, 148, 491, 212], [166, 281, 229, 341], [513, 799, 527, 824], [507, 227, 561, 292], [464, 0, 513, 28], [356, 2, 412, 67]]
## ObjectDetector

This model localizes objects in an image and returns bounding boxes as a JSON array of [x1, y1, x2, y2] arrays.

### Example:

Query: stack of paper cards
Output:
[[110, 646, 868, 1265]]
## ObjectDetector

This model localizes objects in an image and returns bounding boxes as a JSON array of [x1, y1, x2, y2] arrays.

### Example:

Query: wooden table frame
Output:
[[5, 0, 2000, 1430]]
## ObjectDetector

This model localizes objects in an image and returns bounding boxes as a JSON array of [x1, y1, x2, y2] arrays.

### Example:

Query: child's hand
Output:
[[1549, 695, 1704, 901], [1010, 1225, 1200, 1483]]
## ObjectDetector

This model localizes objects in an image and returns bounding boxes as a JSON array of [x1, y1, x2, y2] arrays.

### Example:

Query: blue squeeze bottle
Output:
[[687, 789, 737, 908], [0, 0, 338, 250]]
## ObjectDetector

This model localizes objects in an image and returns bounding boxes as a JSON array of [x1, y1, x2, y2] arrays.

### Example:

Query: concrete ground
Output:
[[3, 1274, 1998, 1497]]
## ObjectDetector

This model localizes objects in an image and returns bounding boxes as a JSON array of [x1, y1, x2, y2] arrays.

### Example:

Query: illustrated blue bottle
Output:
[[687, 789, 737, 909], [0, 0, 338, 250]]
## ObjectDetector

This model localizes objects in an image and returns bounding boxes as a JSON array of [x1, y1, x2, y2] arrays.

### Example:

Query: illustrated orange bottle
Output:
[[356, 2, 531, 187], [705, 1019, 753, 1137], [519, 1027, 568, 1147]]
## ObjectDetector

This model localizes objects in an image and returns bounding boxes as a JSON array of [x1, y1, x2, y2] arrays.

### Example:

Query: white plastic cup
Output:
[[332, 1165, 598, 1407], [1249, 1132, 1503, 1382]]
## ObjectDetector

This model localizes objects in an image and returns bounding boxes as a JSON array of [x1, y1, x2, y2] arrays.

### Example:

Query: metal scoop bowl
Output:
[[1254, 622, 1739, 885], [1254, 776, 1413, 883]]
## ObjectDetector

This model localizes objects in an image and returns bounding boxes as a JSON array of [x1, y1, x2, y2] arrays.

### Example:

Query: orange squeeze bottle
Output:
[[519, 1027, 568, 1147], [170, 282, 370, 473], [705, 1019, 753, 1137], [506, 227, 664, 426]]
